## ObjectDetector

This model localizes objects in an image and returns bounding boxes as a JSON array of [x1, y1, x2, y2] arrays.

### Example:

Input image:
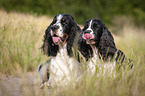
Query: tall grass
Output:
[[0, 10, 50, 75], [0, 10, 145, 96]]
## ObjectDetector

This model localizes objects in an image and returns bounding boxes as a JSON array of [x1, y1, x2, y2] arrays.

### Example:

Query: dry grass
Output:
[[0, 10, 145, 96], [0, 10, 51, 75]]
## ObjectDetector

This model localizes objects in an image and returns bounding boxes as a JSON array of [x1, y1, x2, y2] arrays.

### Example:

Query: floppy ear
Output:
[[66, 19, 81, 56], [78, 34, 93, 61], [41, 25, 59, 56], [99, 23, 116, 48], [98, 22, 117, 60], [67, 15, 81, 56]]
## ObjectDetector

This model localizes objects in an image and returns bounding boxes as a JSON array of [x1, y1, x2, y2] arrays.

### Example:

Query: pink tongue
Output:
[[52, 37, 61, 43], [83, 33, 93, 40]]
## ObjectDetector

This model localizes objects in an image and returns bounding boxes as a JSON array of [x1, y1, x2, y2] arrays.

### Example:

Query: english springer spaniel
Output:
[[78, 19, 131, 75], [41, 14, 81, 86]]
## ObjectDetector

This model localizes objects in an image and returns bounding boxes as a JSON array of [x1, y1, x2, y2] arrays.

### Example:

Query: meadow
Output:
[[0, 10, 145, 96]]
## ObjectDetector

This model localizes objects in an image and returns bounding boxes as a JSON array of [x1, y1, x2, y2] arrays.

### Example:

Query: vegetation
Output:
[[0, 10, 145, 96], [0, 10, 49, 74], [0, 0, 145, 26]]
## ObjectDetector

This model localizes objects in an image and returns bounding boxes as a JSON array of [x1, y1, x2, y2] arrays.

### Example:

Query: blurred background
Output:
[[0, 0, 145, 26]]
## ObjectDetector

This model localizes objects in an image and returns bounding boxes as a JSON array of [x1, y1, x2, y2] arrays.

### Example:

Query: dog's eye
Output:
[[62, 18, 66, 24], [62, 18, 66, 22]]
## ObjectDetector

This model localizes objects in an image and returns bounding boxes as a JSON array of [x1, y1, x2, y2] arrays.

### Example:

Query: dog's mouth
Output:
[[83, 33, 95, 45], [52, 33, 69, 45], [52, 36, 61, 44]]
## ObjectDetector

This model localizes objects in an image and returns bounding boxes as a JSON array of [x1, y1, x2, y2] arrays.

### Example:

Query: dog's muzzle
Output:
[[52, 36, 61, 44], [83, 33, 95, 44], [52, 33, 68, 45], [51, 25, 59, 32]]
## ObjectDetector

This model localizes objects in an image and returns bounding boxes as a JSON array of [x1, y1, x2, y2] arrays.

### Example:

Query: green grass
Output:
[[0, 10, 145, 96]]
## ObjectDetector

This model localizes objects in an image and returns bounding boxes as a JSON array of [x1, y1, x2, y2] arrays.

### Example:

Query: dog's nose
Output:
[[84, 30, 91, 33], [83, 33, 93, 40], [51, 25, 59, 31]]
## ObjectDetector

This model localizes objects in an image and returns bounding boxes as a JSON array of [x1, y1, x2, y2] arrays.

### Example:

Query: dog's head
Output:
[[79, 19, 116, 60], [50, 14, 75, 45], [42, 14, 80, 56], [82, 19, 104, 45]]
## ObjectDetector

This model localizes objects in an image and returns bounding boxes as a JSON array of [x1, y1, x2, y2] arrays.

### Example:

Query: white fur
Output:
[[87, 46, 116, 77], [103, 61, 116, 77], [49, 44, 80, 86], [56, 15, 63, 37], [87, 46, 99, 75], [82, 20, 94, 39], [50, 15, 63, 37]]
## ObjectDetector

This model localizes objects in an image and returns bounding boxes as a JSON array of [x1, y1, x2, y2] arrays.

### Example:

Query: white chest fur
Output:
[[87, 47, 99, 75], [87, 46, 116, 77], [49, 44, 79, 85]]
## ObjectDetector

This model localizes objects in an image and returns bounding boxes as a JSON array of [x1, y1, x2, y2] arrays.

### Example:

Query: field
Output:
[[0, 10, 145, 96]]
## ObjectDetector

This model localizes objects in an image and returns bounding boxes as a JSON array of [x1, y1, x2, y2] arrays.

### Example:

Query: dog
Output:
[[78, 19, 132, 75], [41, 14, 81, 86]]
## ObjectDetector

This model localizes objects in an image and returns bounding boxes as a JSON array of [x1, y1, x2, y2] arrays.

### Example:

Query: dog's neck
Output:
[[90, 44, 98, 59], [86, 44, 99, 75], [57, 43, 68, 57], [49, 42, 79, 85]]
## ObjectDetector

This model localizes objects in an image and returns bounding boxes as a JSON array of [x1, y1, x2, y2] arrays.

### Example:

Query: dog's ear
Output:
[[97, 21, 117, 60], [41, 25, 59, 56], [99, 22, 116, 49], [78, 34, 93, 61], [66, 18, 81, 56]]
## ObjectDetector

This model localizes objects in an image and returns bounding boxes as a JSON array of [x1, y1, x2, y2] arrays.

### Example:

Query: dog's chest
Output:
[[87, 49, 99, 74], [49, 46, 78, 84], [87, 47, 116, 76]]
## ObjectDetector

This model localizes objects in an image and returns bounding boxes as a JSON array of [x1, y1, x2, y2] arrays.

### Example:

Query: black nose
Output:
[[51, 25, 59, 31], [84, 30, 91, 33]]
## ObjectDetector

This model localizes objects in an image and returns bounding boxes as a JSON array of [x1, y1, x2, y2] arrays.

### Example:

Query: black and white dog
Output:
[[41, 14, 81, 86], [78, 19, 130, 75]]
